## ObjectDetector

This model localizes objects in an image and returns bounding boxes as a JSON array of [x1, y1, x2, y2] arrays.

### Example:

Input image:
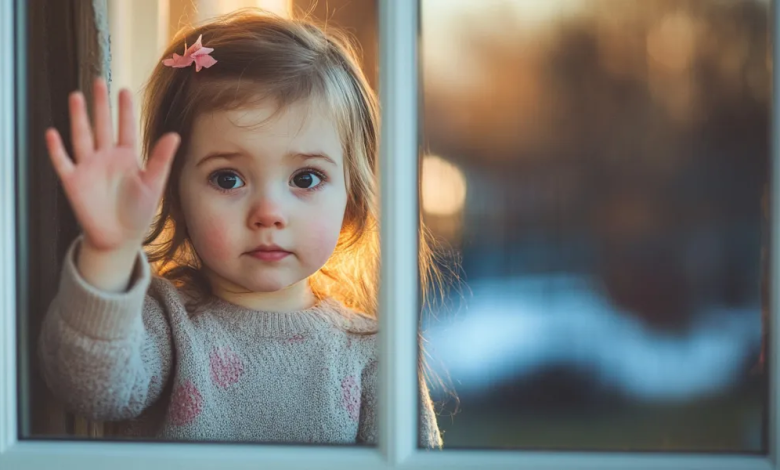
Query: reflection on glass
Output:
[[420, 0, 768, 451]]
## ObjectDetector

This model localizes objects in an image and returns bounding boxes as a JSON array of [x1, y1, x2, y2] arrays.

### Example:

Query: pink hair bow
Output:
[[162, 34, 217, 72]]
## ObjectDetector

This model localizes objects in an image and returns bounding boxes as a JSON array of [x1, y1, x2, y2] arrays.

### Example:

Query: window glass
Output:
[[22, 0, 382, 446], [420, 0, 769, 451]]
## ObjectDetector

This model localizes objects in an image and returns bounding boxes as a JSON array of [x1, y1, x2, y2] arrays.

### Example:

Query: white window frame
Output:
[[0, 0, 777, 468]]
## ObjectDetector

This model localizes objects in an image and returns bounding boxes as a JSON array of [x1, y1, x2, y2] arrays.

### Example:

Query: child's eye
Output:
[[291, 170, 324, 190], [209, 170, 245, 191]]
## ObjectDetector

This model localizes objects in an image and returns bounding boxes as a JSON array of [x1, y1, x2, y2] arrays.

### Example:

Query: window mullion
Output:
[[378, 0, 419, 466], [0, 0, 21, 456]]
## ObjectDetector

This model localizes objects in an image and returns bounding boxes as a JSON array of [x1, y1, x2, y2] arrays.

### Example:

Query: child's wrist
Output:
[[77, 238, 141, 293], [80, 236, 141, 258]]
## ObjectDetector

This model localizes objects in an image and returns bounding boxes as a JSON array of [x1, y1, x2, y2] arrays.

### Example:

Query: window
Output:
[[16, 0, 381, 443], [420, 0, 769, 453], [1, 0, 777, 469]]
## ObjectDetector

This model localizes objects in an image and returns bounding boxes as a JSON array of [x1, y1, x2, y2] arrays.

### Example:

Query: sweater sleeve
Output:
[[357, 360, 443, 449], [38, 237, 174, 422]]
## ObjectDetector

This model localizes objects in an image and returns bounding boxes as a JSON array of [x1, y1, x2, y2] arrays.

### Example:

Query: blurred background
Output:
[[418, 0, 769, 452], [32, 0, 767, 451]]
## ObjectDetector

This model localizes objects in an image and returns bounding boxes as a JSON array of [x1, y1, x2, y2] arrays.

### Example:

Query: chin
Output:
[[246, 281, 290, 293], [240, 273, 301, 293]]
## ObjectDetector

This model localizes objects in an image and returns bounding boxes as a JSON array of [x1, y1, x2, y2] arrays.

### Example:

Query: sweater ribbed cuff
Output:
[[57, 237, 151, 340]]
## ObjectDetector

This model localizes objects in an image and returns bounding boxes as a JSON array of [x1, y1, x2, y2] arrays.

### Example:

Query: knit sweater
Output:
[[39, 238, 442, 447]]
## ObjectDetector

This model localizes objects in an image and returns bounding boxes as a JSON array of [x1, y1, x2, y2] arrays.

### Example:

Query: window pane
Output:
[[420, 0, 769, 451], [21, 0, 383, 446]]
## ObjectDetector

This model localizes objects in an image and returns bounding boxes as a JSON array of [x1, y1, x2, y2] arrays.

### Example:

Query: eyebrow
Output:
[[195, 151, 338, 167], [292, 152, 337, 166], [195, 152, 242, 168]]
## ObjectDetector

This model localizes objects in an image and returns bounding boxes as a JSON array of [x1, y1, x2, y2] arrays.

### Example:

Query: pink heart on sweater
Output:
[[287, 334, 306, 344], [169, 380, 203, 426], [341, 375, 361, 422], [209, 346, 245, 389]]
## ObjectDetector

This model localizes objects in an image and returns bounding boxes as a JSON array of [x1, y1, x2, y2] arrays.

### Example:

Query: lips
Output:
[[246, 244, 291, 262]]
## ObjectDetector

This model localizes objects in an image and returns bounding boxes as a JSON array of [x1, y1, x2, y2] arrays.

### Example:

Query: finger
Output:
[[142, 133, 181, 195], [117, 89, 136, 150], [69, 92, 94, 161], [93, 77, 114, 149], [45, 128, 75, 179]]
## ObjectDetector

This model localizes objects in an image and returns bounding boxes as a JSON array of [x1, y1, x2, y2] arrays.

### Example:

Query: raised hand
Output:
[[45, 78, 180, 254]]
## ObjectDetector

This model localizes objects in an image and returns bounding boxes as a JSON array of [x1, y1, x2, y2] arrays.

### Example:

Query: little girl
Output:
[[38, 9, 441, 447]]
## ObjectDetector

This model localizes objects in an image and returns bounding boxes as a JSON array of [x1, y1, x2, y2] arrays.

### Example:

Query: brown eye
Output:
[[291, 171, 322, 189], [210, 171, 244, 190]]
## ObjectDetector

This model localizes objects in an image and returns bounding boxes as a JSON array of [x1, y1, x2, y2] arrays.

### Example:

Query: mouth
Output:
[[246, 245, 292, 262]]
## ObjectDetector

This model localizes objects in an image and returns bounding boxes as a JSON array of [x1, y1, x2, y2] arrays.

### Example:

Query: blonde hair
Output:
[[140, 9, 444, 320]]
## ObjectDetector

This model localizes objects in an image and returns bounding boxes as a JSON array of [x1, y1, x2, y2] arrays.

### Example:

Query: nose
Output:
[[247, 194, 288, 229]]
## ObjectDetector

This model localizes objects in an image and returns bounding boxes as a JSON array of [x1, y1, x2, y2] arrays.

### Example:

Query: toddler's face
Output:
[[178, 98, 347, 297]]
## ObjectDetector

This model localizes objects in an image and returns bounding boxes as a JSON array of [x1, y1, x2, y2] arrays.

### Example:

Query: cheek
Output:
[[179, 173, 245, 262], [298, 213, 344, 266], [183, 201, 236, 261], [195, 224, 234, 260]]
